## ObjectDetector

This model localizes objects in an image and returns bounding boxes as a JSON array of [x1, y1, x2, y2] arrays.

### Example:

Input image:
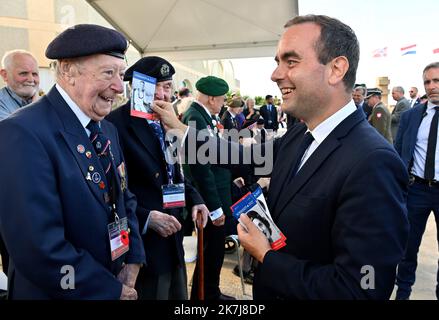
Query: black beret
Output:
[[365, 88, 382, 99], [257, 116, 265, 125], [124, 56, 175, 82], [195, 76, 229, 97], [45, 24, 127, 59]]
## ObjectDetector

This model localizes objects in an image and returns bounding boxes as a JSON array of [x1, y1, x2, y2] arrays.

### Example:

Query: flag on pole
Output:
[[372, 47, 387, 58], [433, 48, 439, 54], [401, 44, 416, 56]]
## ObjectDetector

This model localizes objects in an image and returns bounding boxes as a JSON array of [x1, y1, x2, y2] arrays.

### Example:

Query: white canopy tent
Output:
[[86, 0, 299, 61]]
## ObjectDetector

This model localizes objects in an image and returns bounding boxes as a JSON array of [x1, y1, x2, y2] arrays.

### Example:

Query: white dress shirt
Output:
[[411, 102, 439, 180], [297, 100, 357, 171], [56, 84, 92, 136]]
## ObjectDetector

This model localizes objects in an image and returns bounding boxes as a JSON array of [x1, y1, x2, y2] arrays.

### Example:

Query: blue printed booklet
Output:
[[231, 186, 286, 250], [130, 71, 157, 120]]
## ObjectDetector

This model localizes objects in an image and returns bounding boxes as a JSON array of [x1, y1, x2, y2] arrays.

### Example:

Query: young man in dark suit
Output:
[[394, 62, 439, 300], [107, 57, 208, 300], [0, 24, 146, 299], [153, 14, 409, 300], [259, 95, 278, 131]]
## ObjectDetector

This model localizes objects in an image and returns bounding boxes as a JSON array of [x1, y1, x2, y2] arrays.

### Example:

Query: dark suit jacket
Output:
[[255, 108, 409, 299], [199, 107, 409, 299], [0, 87, 145, 299], [391, 97, 411, 140], [107, 102, 203, 275], [259, 104, 278, 131], [394, 103, 427, 169], [221, 110, 238, 130]]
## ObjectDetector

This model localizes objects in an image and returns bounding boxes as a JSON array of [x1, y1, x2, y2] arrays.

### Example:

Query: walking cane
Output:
[[196, 210, 204, 300]]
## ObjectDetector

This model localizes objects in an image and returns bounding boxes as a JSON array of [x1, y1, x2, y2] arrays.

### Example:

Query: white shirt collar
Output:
[[56, 84, 91, 131], [309, 100, 357, 144], [427, 101, 439, 111]]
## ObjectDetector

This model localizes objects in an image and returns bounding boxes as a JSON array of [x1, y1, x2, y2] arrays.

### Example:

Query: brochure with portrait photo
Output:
[[231, 187, 286, 250], [130, 71, 157, 120]]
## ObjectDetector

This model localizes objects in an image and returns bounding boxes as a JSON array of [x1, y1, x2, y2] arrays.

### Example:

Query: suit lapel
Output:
[[272, 108, 364, 220], [405, 104, 427, 157], [274, 137, 340, 219], [46, 87, 109, 211], [268, 126, 305, 211]]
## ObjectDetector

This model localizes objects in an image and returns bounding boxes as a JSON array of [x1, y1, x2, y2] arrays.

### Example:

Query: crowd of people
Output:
[[0, 14, 438, 301]]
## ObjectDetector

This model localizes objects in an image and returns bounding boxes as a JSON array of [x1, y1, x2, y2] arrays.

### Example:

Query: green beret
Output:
[[195, 76, 229, 97]]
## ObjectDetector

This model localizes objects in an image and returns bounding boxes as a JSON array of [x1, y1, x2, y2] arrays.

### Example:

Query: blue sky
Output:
[[233, 0, 439, 99]]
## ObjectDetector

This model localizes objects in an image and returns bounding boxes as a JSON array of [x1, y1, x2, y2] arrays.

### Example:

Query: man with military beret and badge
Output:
[[107, 56, 209, 300], [366, 87, 393, 144], [0, 24, 146, 299], [181, 76, 236, 300]]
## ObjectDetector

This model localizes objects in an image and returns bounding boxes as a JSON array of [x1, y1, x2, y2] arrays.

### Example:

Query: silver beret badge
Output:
[[160, 64, 170, 77]]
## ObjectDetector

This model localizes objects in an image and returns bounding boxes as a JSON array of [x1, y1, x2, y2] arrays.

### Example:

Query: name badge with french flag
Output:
[[162, 183, 185, 209]]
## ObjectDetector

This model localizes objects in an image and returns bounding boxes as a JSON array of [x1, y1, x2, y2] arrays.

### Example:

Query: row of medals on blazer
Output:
[[76, 143, 107, 191]]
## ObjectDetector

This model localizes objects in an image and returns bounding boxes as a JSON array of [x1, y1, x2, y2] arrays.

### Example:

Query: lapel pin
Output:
[[99, 181, 106, 190], [96, 141, 102, 149], [86, 172, 92, 181], [92, 172, 101, 184], [85, 151, 92, 159], [77, 144, 85, 154], [88, 165, 94, 172]]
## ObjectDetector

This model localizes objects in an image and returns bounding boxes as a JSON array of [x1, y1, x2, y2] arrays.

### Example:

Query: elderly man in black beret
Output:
[[0, 24, 146, 299], [107, 56, 209, 300]]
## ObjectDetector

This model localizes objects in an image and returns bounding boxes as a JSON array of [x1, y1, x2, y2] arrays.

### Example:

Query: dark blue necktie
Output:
[[287, 132, 314, 183], [149, 121, 174, 182], [149, 121, 166, 153], [425, 106, 439, 181], [232, 117, 237, 128], [87, 120, 114, 189]]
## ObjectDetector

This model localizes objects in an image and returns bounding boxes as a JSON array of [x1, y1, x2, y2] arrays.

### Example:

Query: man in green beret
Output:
[[182, 76, 235, 300]]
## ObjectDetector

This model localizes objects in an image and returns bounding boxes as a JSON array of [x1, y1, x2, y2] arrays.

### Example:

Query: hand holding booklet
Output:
[[130, 71, 158, 120], [231, 186, 286, 250]]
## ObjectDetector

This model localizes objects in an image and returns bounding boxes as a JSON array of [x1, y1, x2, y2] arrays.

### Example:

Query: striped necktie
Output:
[[87, 120, 114, 190]]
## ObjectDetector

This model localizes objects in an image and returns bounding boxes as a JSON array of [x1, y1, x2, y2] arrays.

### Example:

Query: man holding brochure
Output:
[[152, 15, 409, 300]]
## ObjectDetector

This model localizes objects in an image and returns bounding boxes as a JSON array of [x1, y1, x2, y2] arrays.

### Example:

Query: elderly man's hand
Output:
[[120, 284, 138, 300], [237, 214, 271, 263], [212, 213, 226, 227], [149, 210, 181, 237], [192, 204, 209, 229], [152, 100, 187, 133], [117, 263, 141, 288]]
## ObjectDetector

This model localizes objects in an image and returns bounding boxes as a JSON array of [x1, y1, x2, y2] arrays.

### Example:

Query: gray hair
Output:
[[393, 86, 405, 94], [354, 86, 366, 96], [245, 97, 255, 105], [423, 62, 439, 74], [1, 49, 37, 70]]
